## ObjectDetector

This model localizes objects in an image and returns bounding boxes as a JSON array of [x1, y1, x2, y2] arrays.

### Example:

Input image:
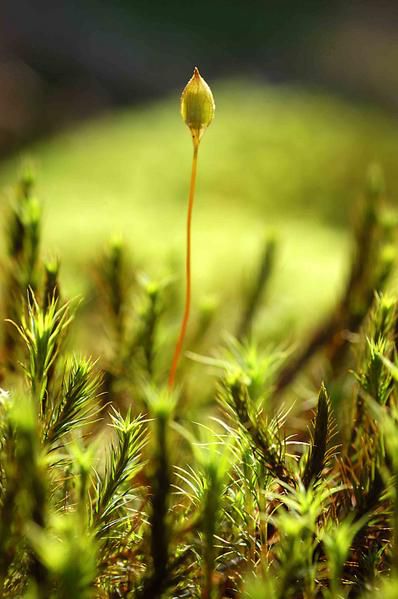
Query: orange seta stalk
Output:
[[168, 142, 199, 389]]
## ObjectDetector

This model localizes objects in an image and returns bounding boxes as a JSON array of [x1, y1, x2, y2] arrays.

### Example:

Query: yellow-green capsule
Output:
[[181, 67, 215, 145]]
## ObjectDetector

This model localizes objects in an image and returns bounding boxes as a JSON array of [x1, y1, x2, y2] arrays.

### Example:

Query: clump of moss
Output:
[[0, 117, 398, 597]]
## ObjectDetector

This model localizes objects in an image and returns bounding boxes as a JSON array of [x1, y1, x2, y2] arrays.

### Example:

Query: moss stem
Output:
[[168, 141, 199, 388]]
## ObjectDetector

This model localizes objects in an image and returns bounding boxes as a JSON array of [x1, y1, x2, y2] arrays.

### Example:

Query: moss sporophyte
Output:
[[168, 68, 215, 389]]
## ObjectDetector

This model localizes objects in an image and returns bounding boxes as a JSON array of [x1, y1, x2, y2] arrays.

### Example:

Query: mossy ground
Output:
[[1, 80, 398, 598]]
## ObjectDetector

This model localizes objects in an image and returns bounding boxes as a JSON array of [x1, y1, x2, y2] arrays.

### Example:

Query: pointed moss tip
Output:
[[194, 66, 200, 77]]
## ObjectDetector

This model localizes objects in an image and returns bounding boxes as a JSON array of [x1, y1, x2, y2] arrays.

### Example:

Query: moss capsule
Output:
[[181, 67, 215, 146]]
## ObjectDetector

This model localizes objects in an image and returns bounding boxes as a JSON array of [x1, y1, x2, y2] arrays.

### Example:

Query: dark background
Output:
[[2, 0, 398, 158]]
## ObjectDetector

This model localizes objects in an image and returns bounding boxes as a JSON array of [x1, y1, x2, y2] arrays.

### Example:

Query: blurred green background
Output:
[[2, 1, 398, 342]]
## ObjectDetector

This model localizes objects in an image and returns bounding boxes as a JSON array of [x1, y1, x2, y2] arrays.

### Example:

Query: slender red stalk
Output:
[[168, 142, 199, 388]]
